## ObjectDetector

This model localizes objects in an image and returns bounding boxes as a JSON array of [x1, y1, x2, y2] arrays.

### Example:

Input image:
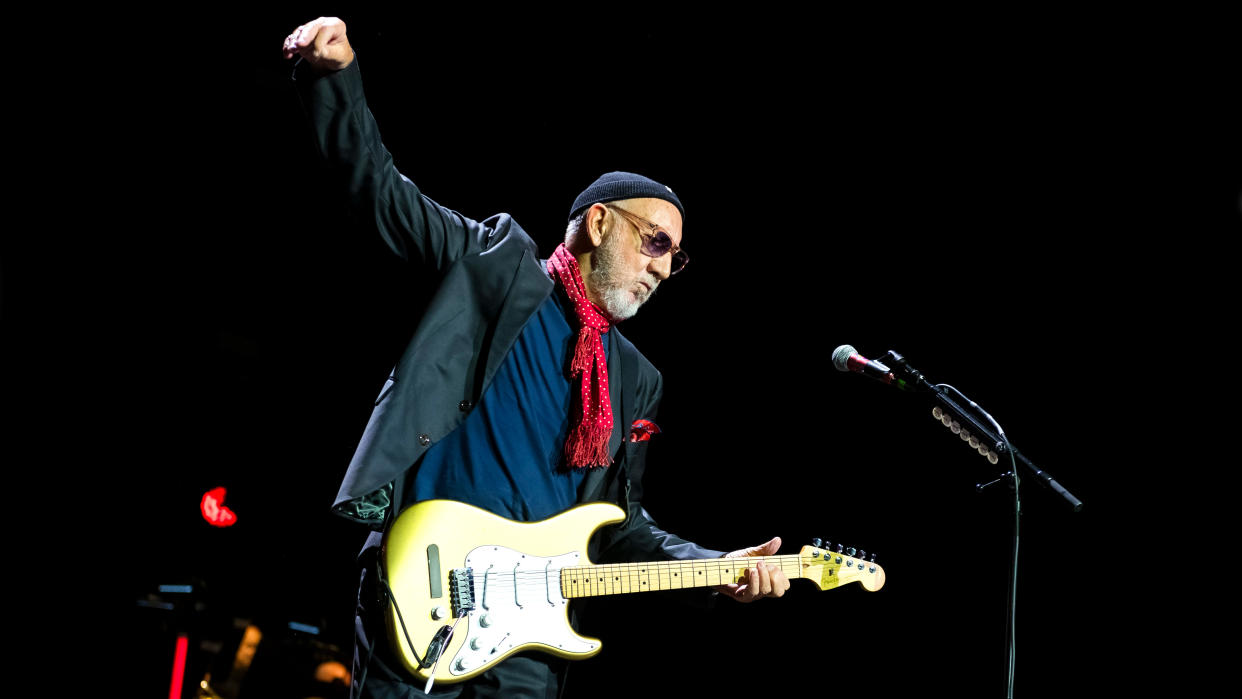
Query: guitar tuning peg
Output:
[[835, 543, 844, 553], [823, 540, 832, 552], [847, 547, 857, 557], [811, 538, 822, 548], [858, 550, 866, 560], [869, 553, 877, 562]]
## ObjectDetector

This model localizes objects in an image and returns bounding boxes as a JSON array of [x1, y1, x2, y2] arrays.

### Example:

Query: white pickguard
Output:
[[448, 546, 598, 676]]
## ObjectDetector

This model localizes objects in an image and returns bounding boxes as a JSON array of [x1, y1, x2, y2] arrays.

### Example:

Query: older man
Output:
[[284, 17, 788, 698]]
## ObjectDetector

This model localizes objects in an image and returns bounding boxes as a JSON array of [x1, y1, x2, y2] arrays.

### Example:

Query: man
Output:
[[283, 17, 789, 698]]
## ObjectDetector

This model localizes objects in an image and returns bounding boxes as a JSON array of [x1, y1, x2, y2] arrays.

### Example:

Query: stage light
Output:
[[200, 487, 237, 527]]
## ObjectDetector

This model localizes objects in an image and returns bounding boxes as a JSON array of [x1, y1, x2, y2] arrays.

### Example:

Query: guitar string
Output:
[[461, 554, 849, 575], [443, 556, 869, 601], [456, 554, 867, 588], [465, 555, 805, 581], [460, 555, 863, 578]]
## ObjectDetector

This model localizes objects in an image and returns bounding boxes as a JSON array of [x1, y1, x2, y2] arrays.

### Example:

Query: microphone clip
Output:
[[880, 350, 933, 391]]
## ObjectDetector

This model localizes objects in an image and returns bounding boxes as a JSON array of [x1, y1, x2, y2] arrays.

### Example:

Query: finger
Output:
[[757, 563, 773, 597], [743, 537, 781, 557], [296, 21, 323, 56], [770, 567, 790, 597], [282, 27, 301, 58], [720, 583, 746, 602], [311, 23, 337, 59], [283, 22, 313, 58], [290, 18, 331, 57]]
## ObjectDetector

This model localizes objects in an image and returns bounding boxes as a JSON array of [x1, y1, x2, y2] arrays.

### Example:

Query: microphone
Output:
[[832, 345, 897, 386]]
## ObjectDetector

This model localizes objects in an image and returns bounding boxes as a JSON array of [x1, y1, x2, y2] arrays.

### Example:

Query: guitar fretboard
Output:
[[560, 555, 805, 598]]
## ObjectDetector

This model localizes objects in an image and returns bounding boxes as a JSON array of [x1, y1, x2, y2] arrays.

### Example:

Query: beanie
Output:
[[569, 172, 684, 221]]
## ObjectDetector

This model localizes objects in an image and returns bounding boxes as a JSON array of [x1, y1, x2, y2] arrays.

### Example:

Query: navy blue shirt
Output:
[[408, 290, 595, 521]]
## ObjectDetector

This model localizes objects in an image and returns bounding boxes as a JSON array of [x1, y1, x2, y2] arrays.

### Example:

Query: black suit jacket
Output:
[[295, 57, 722, 564]]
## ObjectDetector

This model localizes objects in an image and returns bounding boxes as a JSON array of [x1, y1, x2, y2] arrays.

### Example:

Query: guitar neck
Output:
[[560, 555, 805, 598]]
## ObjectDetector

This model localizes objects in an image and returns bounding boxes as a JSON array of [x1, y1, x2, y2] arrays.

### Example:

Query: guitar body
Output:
[[382, 499, 626, 685]]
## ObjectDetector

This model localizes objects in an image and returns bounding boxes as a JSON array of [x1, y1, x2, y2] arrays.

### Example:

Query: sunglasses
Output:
[[604, 204, 689, 275]]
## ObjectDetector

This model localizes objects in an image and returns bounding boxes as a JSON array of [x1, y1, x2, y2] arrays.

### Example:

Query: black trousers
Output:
[[351, 555, 566, 699]]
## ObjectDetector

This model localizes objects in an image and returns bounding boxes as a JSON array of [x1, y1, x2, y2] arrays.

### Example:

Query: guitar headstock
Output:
[[798, 543, 886, 592]]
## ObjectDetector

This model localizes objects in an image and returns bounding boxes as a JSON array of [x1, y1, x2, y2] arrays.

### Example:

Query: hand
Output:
[[282, 17, 354, 72], [715, 536, 790, 603]]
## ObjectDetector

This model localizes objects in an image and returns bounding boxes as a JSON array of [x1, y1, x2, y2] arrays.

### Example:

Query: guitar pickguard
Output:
[[445, 546, 597, 676]]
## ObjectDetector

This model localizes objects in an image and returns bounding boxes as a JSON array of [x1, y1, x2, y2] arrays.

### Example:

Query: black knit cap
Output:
[[569, 172, 685, 221]]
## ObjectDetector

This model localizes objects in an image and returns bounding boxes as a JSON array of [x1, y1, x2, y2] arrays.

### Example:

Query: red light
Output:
[[168, 633, 188, 699], [200, 487, 237, 527]]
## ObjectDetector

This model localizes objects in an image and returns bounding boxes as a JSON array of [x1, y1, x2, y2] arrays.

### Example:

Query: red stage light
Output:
[[168, 633, 188, 699], [200, 487, 237, 527]]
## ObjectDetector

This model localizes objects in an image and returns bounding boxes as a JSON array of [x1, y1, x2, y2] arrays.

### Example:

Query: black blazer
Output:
[[295, 58, 721, 564]]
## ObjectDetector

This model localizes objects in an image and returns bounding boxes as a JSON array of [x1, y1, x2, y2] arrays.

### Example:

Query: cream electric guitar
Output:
[[382, 499, 886, 687]]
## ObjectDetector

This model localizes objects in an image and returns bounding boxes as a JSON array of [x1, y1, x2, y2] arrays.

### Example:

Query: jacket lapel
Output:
[[482, 249, 554, 391], [608, 327, 627, 458]]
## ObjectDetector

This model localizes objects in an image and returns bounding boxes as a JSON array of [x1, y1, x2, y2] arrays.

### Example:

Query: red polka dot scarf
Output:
[[547, 243, 614, 468]]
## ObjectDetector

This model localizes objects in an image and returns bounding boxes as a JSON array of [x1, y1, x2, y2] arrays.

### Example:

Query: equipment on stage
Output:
[[381, 499, 885, 689], [831, 343, 1084, 699]]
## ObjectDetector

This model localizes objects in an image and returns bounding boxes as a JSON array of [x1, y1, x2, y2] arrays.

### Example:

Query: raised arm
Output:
[[283, 17, 495, 273]]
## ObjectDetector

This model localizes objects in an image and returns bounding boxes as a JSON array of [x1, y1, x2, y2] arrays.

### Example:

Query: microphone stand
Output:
[[880, 351, 1083, 699]]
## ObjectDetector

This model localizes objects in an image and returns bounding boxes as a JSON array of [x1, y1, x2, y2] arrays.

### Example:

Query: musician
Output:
[[283, 17, 790, 698]]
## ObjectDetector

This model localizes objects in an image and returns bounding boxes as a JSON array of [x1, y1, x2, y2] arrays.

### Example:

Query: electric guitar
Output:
[[382, 499, 886, 686]]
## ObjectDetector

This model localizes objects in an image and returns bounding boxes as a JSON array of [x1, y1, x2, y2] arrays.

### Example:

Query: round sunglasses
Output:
[[604, 204, 688, 275]]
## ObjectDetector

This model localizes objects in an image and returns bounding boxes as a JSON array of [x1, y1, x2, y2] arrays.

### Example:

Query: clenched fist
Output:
[[282, 17, 354, 72]]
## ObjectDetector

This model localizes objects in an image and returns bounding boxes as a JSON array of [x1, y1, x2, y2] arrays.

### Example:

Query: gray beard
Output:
[[587, 234, 658, 322]]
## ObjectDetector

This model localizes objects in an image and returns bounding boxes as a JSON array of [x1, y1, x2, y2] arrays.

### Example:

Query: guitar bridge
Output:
[[449, 568, 475, 618]]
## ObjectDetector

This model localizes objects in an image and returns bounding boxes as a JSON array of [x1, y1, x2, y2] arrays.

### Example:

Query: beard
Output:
[[587, 231, 658, 323]]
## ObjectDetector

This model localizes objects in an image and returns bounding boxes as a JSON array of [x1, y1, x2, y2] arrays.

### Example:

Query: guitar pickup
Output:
[[449, 568, 475, 618]]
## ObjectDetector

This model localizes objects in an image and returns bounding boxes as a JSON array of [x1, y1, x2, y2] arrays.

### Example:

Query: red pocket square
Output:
[[629, 419, 661, 442]]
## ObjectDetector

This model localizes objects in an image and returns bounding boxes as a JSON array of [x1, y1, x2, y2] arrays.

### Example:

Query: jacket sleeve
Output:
[[293, 56, 494, 273]]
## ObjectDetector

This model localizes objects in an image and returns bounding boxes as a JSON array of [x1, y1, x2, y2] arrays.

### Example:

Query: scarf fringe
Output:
[[567, 421, 613, 468]]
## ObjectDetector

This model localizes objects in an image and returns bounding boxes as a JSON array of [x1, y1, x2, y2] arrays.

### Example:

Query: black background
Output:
[[9, 7, 1238, 698]]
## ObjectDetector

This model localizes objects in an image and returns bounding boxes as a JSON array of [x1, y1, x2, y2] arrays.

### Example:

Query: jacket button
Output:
[[458, 400, 473, 411], [418, 434, 431, 447]]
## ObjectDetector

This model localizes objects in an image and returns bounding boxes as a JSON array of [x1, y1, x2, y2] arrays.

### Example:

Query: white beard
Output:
[[587, 232, 658, 322]]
